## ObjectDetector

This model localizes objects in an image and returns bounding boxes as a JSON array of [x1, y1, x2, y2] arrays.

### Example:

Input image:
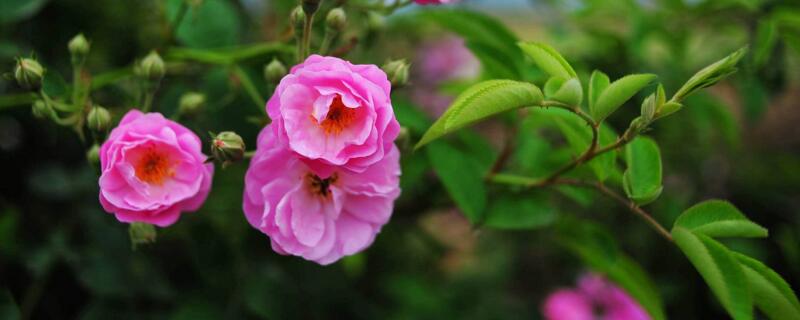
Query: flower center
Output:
[[319, 96, 356, 135], [134, 149, 174, 185], [305, 172, 338, 198]]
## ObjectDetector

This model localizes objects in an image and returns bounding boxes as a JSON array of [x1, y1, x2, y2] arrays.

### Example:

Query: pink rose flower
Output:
[[98, 110, 214, 227], [414, 0, 456, 4], [243, 125, 401, 265], [542, 273, 651, 320], [267, 55, 400, 178]]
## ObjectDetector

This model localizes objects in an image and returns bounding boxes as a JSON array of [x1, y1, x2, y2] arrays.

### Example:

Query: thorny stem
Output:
[[490, 174, 673, 242]]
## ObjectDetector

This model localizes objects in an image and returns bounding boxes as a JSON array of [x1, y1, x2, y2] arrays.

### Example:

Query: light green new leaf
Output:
[[589, 70, 610, 112], [427, 142, 487, 224], [484, 193, 556, 230], [551, 78, 583, 107], [622, 136, 662, 205], [518, 42, 577, 79], [672, 227, 753, 320], [674, 200, 768, 238], [592, 74, 657, 122], [415, 80, 543, 149], [544, 77, 566, 97], [734, 252, 800, 320], [672, 47, 748, 102]]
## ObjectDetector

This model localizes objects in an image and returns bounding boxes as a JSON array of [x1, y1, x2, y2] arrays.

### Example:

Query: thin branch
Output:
[[538, 100, 600, 182], [489, 174, 673, 242], [231, 65, 266, 115]]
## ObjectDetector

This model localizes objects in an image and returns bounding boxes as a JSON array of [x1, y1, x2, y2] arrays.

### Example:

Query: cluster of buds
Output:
[[264, 58, 287, 85], [138, 51, 165, 82]]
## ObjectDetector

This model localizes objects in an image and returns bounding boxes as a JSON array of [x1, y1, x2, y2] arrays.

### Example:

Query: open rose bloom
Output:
[[98, 110, 213, 227], [243, 126, 401, 265], [267, 55, 400, 178], [542, 273, 651, 320]]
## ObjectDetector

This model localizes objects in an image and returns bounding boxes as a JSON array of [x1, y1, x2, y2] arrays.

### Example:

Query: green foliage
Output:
[[735, 253, 800, 320], [420, 9, 524, 79], [0, 0, 47, 24], [672, 200, 799, 320], [622, 136, 663, 205], [427, 141, 487, 224], [672, 227, 753, 320], [549, 78, 583, 106], [168, 0, 241, 48], [588, 70, 610, 112], [518, 42, 577, 79], [415, 80, 543, 149], [484, 193, 555, 229], [547, 108, 618, 181], [672, 47, 748, 102], [674, 200, 768, 238], [591, 74, 657, 122]]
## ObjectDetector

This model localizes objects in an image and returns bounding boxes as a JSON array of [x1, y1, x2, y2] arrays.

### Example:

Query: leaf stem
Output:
[[301, 12, 315, 59], [535, 100, 600, 182], [231, 65, 266, 115]]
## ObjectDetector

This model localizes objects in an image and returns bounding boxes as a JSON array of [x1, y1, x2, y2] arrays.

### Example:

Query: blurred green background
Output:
[[1, 0, 799, 319]]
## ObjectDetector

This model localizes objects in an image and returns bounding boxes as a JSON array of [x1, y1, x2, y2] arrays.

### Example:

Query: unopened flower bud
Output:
[[366, 12, 385, 32], [326, 8, 347, 32], [68, 33, 90, 62], [178, 92, 205, 116], [31, 100, 52, 119], [129, 222, 157, 249], [291, 6, 306, 34], [382, 59, 410, 87], [139, 51, 165, 81], [302, 0, 321, 16], [86, 144, 100, 167], [87, 105, 111, 132], [396, 126, 411, 151], [210, 131, 245, 168], [14, 58, 44, 90], [264, 59, 287, 84]]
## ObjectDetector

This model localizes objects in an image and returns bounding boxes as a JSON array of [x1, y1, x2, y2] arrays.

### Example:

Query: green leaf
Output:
[[0, 0, 47, 24], [622, 136, 662, 205], [672, 47, 748, 102], [168, 0, 241, 48], [674, 200, 768, 238], [551, 78, 583, 107], [544, 77, 566, 97], [588, 70, 610, 112], [592, 74, 657, 122], [427, 142, 487, 224], [734, 252, 800, 320], [518, 42, 577, 79], [753, 19, 779, 69], [672, 227, 753, 320], [484, 193, 556, 230], [415, 80, 543, 149]]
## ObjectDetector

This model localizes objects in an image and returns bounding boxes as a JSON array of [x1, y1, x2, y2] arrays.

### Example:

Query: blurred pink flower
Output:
[[542, 273, 651, 320], [412, 36, 479, 117], [414, 0, 456, 4], [267, 55, 400, 178], [243, 125, 401, 265], [98, 110, 214, 227]]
